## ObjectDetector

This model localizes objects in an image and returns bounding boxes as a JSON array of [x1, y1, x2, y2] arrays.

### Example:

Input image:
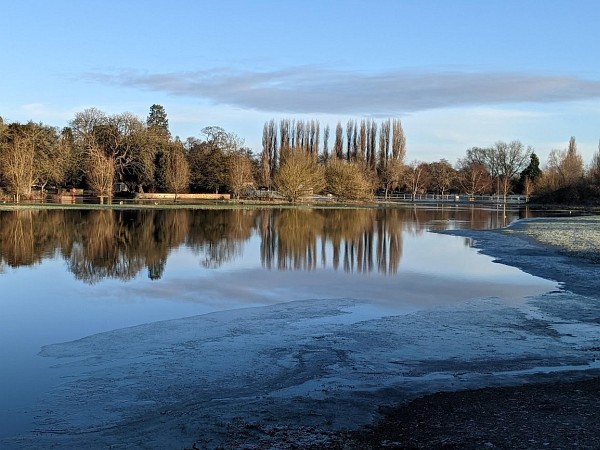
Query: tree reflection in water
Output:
[[0, 206, 521, 283], [0, 209, 61, 267], [187, 209, 255, 269], [258, 209, 404, 274]]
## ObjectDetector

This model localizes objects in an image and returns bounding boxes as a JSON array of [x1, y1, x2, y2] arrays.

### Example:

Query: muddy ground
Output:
[[214, 375, 600, 449]]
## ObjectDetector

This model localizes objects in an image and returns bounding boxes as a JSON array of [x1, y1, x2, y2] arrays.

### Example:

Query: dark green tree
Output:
[[187, 141, 229, 193], [146, 104, 170, 139], [518, 152, 542, 193], [145, 105, 171, 192]]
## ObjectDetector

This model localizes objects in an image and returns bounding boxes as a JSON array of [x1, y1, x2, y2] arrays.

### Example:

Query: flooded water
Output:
[[0, 205, 551, 439]]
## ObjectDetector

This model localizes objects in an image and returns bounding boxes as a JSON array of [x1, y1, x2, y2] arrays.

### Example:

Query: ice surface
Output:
[[5, 289, 600, 449]]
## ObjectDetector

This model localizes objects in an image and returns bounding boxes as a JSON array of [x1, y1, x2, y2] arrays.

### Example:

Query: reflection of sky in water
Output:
[[0, 227, 556, 438], [154, 232, 554, 308]]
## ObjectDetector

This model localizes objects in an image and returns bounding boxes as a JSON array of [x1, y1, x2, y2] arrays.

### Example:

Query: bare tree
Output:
[[164, 143, 190, 202], [391, 118, 406, 161], [0, 123, 36, 202], [456, 159, 491, 197], [260, 123, 270, 190], [308, 120, 319, 156], [357, 120, 367, 163], [334, 122, 344, 159], [494, 141, 532, 201], [187, 126, 245, 194], [295, 120, 305, 151], [545, 138, 584, 190], [352, 122, 358, 161], [466, 142, 530, 200], [562, 136, 584, 186], [71, 109, 147, 187], [86, 145, 115, 202], [59, 126, 85, 189], [404, 161, 429, 200], [260, 119, 277, 189], [0, 122, 62, 201], [71, 108, 107, 147], [522, 176, 534, 200], [368, 120, 377, 170], [427, 159, 456, 196], [539, 153, 562, 193], [325, 159, 373, 201], [379, 158, 404, 198], [229, 151, 255, 199], [589, 140, 600, 185], [322, 124, 330, 162], [279, 119, 291, 164], [378, 118, 391, 170], [274, 150, 325, 202], [346, 120, 354, 160], [128, 126, 159, 193], [33, 125, 66, 195], [201, 126, 244, 154]]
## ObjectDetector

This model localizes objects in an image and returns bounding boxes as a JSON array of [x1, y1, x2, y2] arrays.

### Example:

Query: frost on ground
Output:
[[517, 216, 600, 263], [2, 216, 600, 450]]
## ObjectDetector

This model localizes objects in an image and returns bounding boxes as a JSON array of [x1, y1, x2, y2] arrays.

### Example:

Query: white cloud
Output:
[[83, 67, 600, 115]]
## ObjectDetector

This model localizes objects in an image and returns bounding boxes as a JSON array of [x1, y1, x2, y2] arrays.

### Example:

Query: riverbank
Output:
[[2, 198, 598, 214]]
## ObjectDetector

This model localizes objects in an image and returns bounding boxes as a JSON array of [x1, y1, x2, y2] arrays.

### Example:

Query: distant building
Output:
[[113, 182, 129, 193]]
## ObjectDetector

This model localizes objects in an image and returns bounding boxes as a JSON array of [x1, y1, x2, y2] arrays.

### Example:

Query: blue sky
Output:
[[2, 0, 599, 164]]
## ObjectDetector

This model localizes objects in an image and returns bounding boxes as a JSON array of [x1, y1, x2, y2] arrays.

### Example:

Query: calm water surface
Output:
[[0, 205, 549, 437]]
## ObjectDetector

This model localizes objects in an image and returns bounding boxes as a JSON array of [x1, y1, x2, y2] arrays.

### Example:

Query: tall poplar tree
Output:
[[322, 125, 330, 162], [334, 122, 344, 159]]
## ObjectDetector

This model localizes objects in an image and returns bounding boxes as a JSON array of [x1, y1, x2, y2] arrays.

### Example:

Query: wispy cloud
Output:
[[83, 67, 600, 115]]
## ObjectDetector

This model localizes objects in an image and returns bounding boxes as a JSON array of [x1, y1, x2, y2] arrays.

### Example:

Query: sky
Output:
[[1, 0, 599, 164]]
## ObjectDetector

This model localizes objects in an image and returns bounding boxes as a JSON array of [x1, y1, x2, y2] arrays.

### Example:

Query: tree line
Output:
[[260, 118, 406, 200], [1, 106, 600, 203], [0, 105, 256, 202], [260, 117, 600, 204], [455, 136, 600, 204]]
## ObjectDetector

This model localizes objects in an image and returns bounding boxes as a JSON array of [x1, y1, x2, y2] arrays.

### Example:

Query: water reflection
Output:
[[0, 206, 523, 282], [258, 209, 404, 273], [187, 209, 254, 269]]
